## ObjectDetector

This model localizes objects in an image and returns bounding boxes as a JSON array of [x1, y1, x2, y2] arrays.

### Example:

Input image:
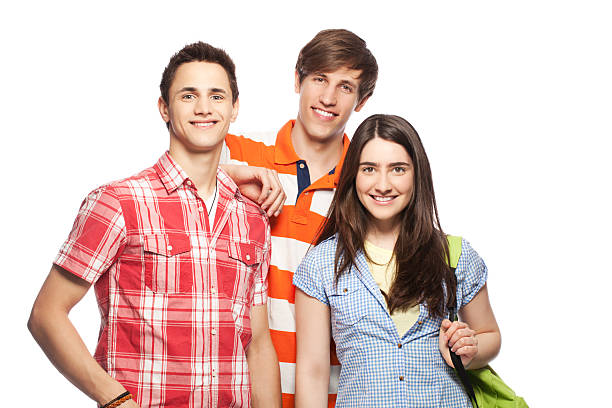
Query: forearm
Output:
[[295, 358, 330, 408], [28, 305, 127, 405], [467, 330, 501, 369], [294, 289, 331, 408], [246, 338, 281, 408]]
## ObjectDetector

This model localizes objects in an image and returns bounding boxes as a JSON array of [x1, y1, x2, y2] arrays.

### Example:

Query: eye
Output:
[[340, 84, 354, 93], [182, 94, 196, 101], [361, 166, 375, 173], [211, 94, 224, 101], [392, 166, 407, 174], [313, 76, 326, 84]]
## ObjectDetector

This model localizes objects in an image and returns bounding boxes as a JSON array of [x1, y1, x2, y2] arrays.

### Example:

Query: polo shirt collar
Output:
[[274, 119, 351, 187], [274, 120, 301, 165]]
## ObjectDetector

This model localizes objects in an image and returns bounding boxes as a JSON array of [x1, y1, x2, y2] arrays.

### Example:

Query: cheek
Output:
[[355, 177, 370, 203]]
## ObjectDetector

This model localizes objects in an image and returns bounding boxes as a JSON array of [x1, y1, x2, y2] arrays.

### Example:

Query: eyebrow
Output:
[[339, 79, 358, 88], [359, 161, 411, 166], [176, 86, 228, 94], [315, 73, 358, 88]]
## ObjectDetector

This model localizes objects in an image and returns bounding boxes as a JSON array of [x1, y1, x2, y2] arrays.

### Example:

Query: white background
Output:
[[2, 1, 611, 406]]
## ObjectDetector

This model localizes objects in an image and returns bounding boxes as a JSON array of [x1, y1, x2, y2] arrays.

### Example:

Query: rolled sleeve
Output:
[[456, 238, 488, 308], [251, 217, 271, 306], [293, 245, 330, 306], [54, 186, 126, 284]]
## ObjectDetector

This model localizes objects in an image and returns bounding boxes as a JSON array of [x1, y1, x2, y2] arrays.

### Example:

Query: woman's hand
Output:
[[439, 319, 479, 369]]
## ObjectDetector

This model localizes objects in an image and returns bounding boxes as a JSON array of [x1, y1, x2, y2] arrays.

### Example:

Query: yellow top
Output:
[[364, 241, 420, 337]]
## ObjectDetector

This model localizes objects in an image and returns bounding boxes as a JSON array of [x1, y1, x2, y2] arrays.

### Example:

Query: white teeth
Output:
[[314, 108, 334, 117], [193, 122, 214, 128], [372, 196, 394, 202]]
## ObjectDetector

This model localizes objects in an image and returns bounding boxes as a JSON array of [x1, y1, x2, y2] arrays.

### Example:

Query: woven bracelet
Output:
[[101, 391, 132, 408]]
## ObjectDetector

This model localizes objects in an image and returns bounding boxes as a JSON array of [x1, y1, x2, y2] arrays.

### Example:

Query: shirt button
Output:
[[246, 254, 251, 261], [198, 206, 204, 212], [211, 287, 216, 294], [167, 245, 173, 251], [418, 321, 423, 325], [187, 180, 192, 186], [397, 343, 402, 349], [299, 163, 305, 169], [343, 288, 348, 293], [399, 376, 404, 381], [211, 328, 217, 335]]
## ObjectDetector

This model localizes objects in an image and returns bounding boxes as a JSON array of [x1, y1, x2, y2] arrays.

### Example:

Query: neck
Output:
[[365, 219, 400, 250], [168, 142, 220, 199], [290, 121, 345, 181]]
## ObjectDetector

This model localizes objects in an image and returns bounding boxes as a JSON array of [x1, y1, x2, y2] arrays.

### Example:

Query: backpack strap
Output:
[[446, 235, 479, 407], [446, 235, 462, 269]]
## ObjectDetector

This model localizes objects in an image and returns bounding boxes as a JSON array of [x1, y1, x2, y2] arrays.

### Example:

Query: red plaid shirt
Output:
[[55, 152, 271, 408]]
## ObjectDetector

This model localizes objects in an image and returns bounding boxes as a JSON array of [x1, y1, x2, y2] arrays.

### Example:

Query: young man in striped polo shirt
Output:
[[224, 29, 379, 407]]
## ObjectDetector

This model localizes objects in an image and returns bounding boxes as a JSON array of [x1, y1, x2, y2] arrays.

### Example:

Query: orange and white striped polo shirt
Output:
[[225, 120, 348, 408]]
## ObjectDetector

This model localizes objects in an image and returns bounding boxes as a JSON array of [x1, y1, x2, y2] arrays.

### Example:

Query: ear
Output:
[[158, 96, 170, 124], [230, 98, 240, 123], [294, 70, 301, 94], [354, 95, 370, 112]]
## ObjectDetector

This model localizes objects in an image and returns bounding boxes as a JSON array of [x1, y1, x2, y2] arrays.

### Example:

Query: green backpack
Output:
[[447, 235, 529, 408]]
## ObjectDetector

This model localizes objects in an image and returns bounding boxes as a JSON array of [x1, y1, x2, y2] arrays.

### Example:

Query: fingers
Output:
[[439, 320, 478, 368], [450, 333, 478, 354], [270, 169, 285, 217], [443, 321, 470, 346], [256, 169, 272, 205], [257, 169, 286, 217]]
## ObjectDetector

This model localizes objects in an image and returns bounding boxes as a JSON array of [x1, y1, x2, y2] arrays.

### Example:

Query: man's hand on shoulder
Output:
[[221, 164, 286, 217]]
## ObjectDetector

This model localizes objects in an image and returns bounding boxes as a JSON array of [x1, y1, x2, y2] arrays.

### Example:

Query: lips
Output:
[[312, 107, 338, 119], [191, 120, 216, 128], [371, 195, 396, 203]]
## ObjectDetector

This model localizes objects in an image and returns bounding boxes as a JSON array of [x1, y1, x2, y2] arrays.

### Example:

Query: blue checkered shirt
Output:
[[293, 236, 487, 408]]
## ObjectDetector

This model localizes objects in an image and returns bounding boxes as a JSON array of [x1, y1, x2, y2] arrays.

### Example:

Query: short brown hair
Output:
[[295, 29, 378, 104], [160, 42, 238, 105]]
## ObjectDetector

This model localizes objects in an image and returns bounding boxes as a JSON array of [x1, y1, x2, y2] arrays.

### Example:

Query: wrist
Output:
[[99, 391, 132, 408]]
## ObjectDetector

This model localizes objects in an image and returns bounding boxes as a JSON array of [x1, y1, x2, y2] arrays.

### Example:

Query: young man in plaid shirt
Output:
[[28, 42, 282, 408]]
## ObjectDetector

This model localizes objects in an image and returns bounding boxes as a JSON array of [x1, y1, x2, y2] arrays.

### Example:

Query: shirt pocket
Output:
[[221, 241, 262, 305], [143, 233, 193, 294], [328, 280, 368, 327]]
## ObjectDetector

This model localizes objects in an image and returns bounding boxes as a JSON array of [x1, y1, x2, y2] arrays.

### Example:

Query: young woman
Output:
[[293, 114, 501, 407]]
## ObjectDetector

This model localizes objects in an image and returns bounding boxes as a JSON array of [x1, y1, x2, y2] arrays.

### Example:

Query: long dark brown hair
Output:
[[317, 114, 456, 318]]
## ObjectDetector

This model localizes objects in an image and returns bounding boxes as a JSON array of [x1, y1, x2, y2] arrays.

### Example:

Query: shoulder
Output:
[[218, 167, 270, 234], [225, 131, 277, 166], [301, 235, 338, 269], [294, 236, 337, 298], [454, 237, 488, 306], [457, 238, 485, 269], [94, 166, 158, 198]]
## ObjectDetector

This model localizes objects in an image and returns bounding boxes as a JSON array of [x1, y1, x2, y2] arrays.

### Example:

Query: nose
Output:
[[374, 172, 392, 194], [319, 85, 337, 107], [194, 96, 212, 115]]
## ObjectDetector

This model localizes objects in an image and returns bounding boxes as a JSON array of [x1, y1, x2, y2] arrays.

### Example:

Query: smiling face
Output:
[[293, 67, 368, 144], [356, 137, 414, 232], [159, 61, 238, 157]]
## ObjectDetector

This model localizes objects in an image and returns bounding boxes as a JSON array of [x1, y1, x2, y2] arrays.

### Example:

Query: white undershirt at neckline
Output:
[[204, 181, 218, 227]]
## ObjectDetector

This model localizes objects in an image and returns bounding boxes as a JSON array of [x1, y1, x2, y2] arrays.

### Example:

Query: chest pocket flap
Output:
[[143, 233, 191, 256], [228, 241, 262, 266], [143, 233, 192, 294]]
